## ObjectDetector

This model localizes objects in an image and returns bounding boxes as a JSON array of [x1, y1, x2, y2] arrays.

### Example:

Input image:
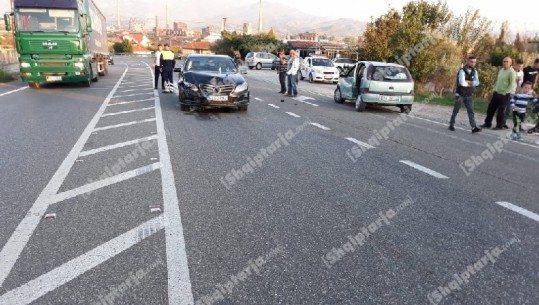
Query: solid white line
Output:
[[148, 62, 194, 305], [309, 122, 331, 130], [496, 201, 539, 223], [285, 112, 301, 118], [0, 216, 165, 305], [0, 66, 129, 288], [79, 135, 158, 157], [49, 163, 161, 205], [255, 97, 264, 102], [345, 137, 375, 149], [399, 160, 449, 179], [268, 104, 280, 109], [108, 98, 155, 106], [116, 88, 146, 93], [93, 118, 156, 131], [0, 86, 28, 97], [101, 106, 155, 117], [113, 92, 154, 98]]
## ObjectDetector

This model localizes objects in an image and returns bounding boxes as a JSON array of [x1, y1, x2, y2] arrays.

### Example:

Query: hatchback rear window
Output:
[[371, 66, 411, 81]]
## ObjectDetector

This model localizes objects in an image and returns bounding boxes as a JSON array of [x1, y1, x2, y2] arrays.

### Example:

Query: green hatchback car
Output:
[[334, 61, 415, 113]]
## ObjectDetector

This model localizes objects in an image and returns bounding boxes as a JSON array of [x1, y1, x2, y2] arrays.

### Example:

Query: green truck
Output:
[[4, 0, 109, 88]]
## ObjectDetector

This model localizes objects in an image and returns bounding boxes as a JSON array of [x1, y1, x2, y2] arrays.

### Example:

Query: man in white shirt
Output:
[[154, 44, 163, 90], [286, 50, 300, 97], [504, 59, 525, 128]]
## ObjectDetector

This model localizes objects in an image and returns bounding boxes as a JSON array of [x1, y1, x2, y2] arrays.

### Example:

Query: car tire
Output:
[[401, 104, 412, 114], [256, 63, 262, 70], [248, 66, 253, 70], [355, 97, 366, 112], [334, 87, 345, 103], [300, 71, 305, 80], [238, 105, 248, 111], [180, 104, 190, 111], [309, 73, 314, 83]]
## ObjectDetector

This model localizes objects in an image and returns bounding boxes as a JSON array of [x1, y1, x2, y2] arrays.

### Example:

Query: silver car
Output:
[[334, 61, 415, 113], [245, 52, 278, 70]]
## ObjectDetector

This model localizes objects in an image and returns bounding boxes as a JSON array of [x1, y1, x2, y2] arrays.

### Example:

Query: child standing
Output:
[[510, 81, 538, 139]]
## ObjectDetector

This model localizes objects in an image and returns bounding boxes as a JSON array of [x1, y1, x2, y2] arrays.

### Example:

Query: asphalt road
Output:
[[0, 57, 537, 305]]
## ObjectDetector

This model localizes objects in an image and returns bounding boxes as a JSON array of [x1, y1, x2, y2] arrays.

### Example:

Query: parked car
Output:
[[334, 61, 414, 113], [245, 52, 278, 70], [299, 56, 340, 83], [333, 57, 357, 75], [107, 55, 114, 65], [175, 54, 250, 112]]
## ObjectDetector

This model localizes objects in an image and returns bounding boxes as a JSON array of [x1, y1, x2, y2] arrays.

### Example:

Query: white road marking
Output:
[[496, 201, 539, 223], [113, 92, 154, 98], [292, 96, 319, 106], [101, 106, 155, 117], [79, 135, 158, 157], [108, 98, 155, 106], [268, 104, 280, 109], [0, 216, 165, 305], [93, 118, 156, 131], [309, 122, 331, 130], [49, 163, 161, 205], [285, 112, 301, 118], [148, 61, 195, 305], [117, 88, 149, 93], [254, 97, 264, 102], [0, 86, 28, 97], [0, 66, 130, 288], [345, 137, 375, 149], [399, 160, 449, 179]]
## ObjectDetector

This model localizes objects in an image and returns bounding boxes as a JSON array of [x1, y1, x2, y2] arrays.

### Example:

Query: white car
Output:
[[299, 57, 340, 83]]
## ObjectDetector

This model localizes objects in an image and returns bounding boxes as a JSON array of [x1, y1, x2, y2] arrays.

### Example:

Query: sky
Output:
[[2, 0, 537, 36]]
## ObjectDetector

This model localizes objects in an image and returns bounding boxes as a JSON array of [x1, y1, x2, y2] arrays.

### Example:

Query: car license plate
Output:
[[208, 95, 228, 101], [46, 76, 62, 82], [381, 95, 399, 101]]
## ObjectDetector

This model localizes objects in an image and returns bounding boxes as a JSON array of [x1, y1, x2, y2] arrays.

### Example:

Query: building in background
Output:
[[128, 18, 145, 33]]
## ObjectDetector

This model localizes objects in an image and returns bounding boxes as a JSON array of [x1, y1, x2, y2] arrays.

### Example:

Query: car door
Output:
[[339, 63, 358, 99], [351, 63, 366, 99]]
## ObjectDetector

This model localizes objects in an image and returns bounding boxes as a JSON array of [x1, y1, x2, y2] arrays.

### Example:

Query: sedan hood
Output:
[[183, 71, 245, 86]]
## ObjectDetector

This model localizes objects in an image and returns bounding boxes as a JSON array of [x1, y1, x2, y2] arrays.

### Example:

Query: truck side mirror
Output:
[[85, 15, 92, 32], [4, 13, 11, 31]]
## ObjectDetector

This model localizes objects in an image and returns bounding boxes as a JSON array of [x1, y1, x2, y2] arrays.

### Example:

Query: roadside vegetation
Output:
[[0, 68, 15, 83]]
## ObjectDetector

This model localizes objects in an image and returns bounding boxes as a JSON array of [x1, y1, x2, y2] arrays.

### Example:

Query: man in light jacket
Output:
[[286, 50, 300, 97]]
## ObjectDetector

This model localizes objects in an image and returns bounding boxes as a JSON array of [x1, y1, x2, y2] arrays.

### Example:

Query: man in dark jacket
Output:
[[277, 51, 287, 93], [160, 44, 176, 93], [449, 56, 481, 133]]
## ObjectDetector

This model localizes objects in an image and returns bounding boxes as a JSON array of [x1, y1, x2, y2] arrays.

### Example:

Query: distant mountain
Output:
[[98, 0, 366, 38]]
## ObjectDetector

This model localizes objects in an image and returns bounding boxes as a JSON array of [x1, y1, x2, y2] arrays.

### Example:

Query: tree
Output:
[[496, 21, 510, 46], [122, 39, 133, 53], [361, 9, 402, 62], [424, 39, 462, 96], [211, 32, 287, 58], [444, 8, 492, 60], [513, 33, 528, 53]]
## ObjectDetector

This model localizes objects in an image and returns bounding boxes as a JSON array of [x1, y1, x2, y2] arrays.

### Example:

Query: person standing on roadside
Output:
[[481, 57, 516, 130], [523, 58, 539, 89], [154, 44, 164, 90], [277, 51, 288, 94], [286, 50, 299, 97], [503, 58, 525, 128], [160, 44, 176, 93], [449, 56, 481, 133]]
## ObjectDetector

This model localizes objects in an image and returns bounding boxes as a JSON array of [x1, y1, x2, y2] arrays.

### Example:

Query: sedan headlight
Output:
[[74, 62, 85, 69], [184, 81, 198, 92], [20, 62, 30, 68], [234, 82, 248, 92]]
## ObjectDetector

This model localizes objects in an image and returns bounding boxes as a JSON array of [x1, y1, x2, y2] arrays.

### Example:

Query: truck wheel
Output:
[[91, 66, 98, 82], [28, 82, 40, 89]]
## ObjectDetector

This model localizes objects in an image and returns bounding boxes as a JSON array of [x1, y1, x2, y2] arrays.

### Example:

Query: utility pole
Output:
[[258, 0, 263, 33], [222, 17, 227, 32], [116, 0, 120, 29]]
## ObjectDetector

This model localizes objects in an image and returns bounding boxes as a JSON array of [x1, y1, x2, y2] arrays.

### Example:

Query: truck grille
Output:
[[40, 62, 66, 67], [199, 84, 235, 95], [29, 41, 72, 52]]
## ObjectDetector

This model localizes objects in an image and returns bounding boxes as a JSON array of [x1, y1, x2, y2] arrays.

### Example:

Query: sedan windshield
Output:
[[312, 58, 334, 67], [186, 57, 238, 73], [15, 8, 79, 33]]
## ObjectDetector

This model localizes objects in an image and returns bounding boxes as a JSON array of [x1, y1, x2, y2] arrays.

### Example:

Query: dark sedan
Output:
[[175, 54, 250, 112]]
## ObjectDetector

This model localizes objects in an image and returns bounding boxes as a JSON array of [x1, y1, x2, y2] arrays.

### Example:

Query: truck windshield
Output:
[[15, 8, 79, 33]]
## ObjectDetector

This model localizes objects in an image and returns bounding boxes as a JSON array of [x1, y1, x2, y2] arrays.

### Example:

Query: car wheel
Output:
[[28, 82, 40, 89], [300, 71, 305, 80], [248, 66, 253, 70], [401, 104, 412, 114], [180, 104, 190, 111], [238, 105, 248, 111], [256, 63, 262, 70], [334, 87, 345, 103], [309, 73, 314, 83], [355, 97, 366, 112]]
